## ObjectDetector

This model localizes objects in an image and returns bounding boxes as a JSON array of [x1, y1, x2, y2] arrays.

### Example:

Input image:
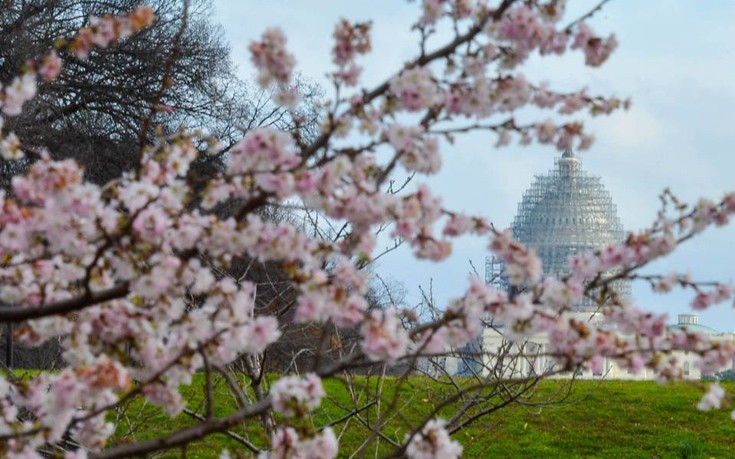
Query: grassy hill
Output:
[[108, 375, 735, 458]]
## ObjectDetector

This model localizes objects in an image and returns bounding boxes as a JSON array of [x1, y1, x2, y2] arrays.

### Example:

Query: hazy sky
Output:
[[212, 1, 735, 329]]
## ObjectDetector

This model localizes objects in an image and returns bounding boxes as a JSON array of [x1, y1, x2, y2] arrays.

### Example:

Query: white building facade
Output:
[[471, 313, 734, 381]]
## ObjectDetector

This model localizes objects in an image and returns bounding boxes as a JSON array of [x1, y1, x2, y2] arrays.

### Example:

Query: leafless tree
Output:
[[0, 0, 321, 187]]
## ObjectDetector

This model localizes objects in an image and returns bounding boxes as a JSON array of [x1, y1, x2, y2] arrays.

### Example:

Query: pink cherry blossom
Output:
[[406, 418, 463, 459], [361, 308, 409, 363], [697, 383, 725, 411], [249, 27, 297, 87], [39, 51, 63, 81], [3, 73, 37, 116], [419, 0, 445, 26], [571, 23, 618, 67], [390, 67, 441, 111], [332, 19, 371, 68], [270, 373, 325, 417]]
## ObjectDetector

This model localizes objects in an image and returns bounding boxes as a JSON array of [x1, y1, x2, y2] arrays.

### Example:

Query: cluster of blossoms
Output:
[[329, 2, 627, 151], [270, 374, 325, 417], [490, 1, 616, 66], [698, 384, 727, 412], [406, 419, 463, 459], [249, 28, 297, 87], [0, 2, 733, 458], [1, 73, 37, 117], [571, 22, 618, 67], [418, 0, 474, 27], [70, 7, 156, 57], [331, 19, 371, 86], [489, 229, 543, 286], [263, 375, 337, 458], [1, 357, 129, 456], [386, 124, 442, 174], [390, 68, 442, 112], [259, 426, 338, 459], [360, 308, 411, 362], [294, 258, 372, 328], [690, 284, 734, 310], [493, 2, 569, 59]]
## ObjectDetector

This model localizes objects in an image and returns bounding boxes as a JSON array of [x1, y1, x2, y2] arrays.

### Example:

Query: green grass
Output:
[[107, 376, 735, 458], [473, 380, 733, 459]]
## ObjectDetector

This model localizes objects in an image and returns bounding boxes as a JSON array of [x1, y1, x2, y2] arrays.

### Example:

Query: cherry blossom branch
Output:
[[90, 399, 271, 459], [0, 283, 128, 323], [136, 0, 190, 161], [564, 0, 611, 31], [182, 408, 262, 454], [300, 0, 516, 160]]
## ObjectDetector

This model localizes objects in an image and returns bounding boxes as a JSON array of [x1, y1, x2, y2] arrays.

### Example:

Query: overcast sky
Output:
[[212, 0, 735, 330]]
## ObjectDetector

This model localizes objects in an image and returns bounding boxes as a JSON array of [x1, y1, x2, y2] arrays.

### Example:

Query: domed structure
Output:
[[668, 314, 721, 336], [511, 149, 624, 276], [503, 149, 628, 309]]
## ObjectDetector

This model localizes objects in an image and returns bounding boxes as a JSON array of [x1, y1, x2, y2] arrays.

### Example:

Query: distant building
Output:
[[460, 151, 735, 380], [665, 314, 735, 380], [477, 312, 734, 380], [486, 148, 629, 305]]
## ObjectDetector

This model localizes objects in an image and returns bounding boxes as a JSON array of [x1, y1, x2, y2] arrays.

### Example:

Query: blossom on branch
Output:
[[406, 418, 463, 459], [250, 27, 297, 87]]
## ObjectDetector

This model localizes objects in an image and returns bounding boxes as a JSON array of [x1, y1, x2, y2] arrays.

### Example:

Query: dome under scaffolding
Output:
[[486, 149, 629, 309]]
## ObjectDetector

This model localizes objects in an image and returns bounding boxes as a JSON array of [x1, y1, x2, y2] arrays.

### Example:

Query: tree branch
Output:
[[0, 283, 128, 323]]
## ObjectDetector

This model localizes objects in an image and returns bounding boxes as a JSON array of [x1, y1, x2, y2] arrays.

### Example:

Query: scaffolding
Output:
[[485, 255, 506, 290], [487, 149, 629, 310]]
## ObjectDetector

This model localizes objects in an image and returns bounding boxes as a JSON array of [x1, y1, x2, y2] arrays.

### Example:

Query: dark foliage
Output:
[[0, 0, 320, 186]]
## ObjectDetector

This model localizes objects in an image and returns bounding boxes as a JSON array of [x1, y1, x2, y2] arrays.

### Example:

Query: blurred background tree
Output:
[[0, 0, 320, 186]]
